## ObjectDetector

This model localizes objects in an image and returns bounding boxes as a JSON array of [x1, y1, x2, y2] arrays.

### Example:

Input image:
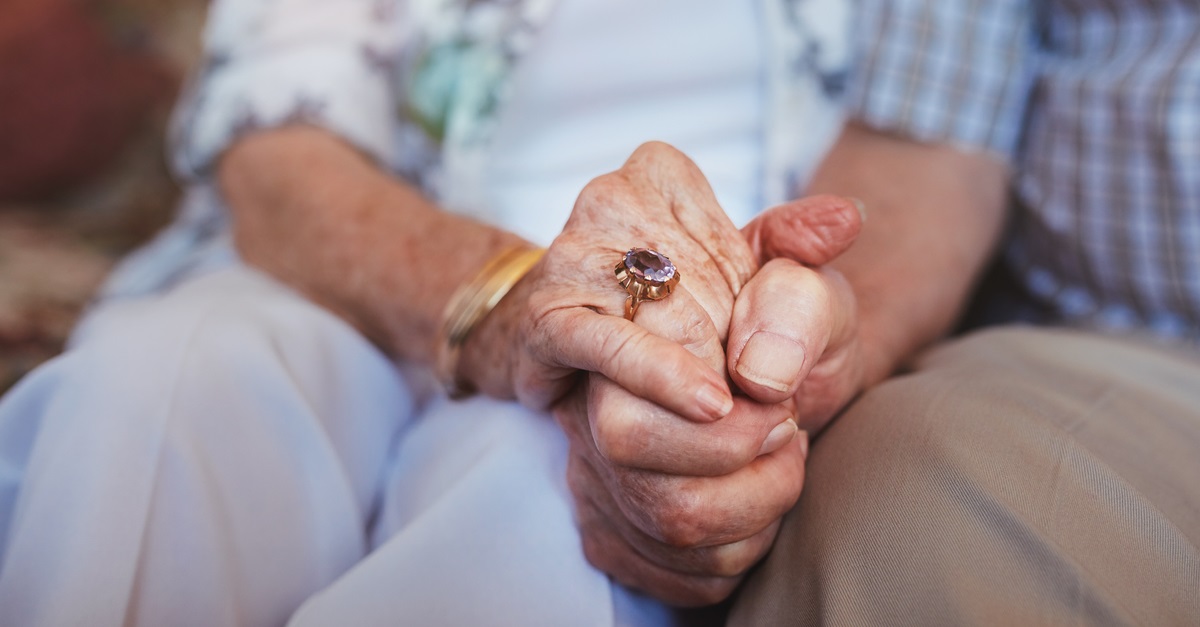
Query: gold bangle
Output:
[[436, 246, 546, 399]]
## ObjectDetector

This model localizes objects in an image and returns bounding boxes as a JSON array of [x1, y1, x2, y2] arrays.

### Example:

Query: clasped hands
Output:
[[467, 141, 865, 606]]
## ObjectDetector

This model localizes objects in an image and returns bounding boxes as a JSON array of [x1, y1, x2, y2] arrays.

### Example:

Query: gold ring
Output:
[[615, 248, 681, 321]]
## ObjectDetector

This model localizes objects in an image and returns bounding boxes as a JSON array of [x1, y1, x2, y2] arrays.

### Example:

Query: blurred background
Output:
[[0, 0, 205, 391]]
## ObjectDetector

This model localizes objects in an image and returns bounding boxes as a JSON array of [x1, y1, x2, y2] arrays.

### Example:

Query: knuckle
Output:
[[645, 484, 710, 548], [632, 140, 676, 160], [674, 304, 712, 348], [577, 172, 617, 203], [572, 174, 631, 222], [596, 326, 642, 375]]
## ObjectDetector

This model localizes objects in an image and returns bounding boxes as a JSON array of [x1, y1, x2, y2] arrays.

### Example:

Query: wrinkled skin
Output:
[[506, 142, 866, 605]]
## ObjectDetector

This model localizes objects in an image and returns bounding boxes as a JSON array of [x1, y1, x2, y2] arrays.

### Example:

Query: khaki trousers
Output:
[[729, 327, 1200, 626]]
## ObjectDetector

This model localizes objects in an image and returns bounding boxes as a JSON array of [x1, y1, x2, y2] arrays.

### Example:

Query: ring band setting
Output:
[[615, 248, 681, 321]]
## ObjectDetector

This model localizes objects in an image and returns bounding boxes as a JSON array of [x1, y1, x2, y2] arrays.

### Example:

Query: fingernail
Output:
[[736, 332, 806, 394], [758, 419, 798, 456], [798, 429, 810, 460], [697, 384, 734, 419], [849, 197, 867, 223]]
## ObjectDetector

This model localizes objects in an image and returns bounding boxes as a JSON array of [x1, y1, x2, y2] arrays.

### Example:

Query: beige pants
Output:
[[729, 327, 1200, 626]]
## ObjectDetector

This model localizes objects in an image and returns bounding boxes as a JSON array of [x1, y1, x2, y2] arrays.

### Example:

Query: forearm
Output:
[[218, 126, 528, 375], [807, 123, 1009, 384]]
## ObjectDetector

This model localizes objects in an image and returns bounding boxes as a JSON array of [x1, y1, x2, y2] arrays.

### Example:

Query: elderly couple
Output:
[[1, 0, 1198, 624]]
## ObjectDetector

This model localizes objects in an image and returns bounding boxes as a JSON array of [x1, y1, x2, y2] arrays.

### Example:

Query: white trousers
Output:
[[0, 267, 672, 626]]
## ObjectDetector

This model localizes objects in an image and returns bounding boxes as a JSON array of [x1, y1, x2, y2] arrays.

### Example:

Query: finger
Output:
[[628, 281, 728, 371], [569, 451, 781, 578], [612, 435, 808, 549], [572, 483, 743, 607], [587, 374, 797, 476], [556, 385, 808, 549], [558, 400, 744, 605], [742, 194, 864, 266], [524, 292, 731, 422], [727, 259, 855, 403]]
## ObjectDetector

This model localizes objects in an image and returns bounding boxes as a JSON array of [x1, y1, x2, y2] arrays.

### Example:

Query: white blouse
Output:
[[98, 0, 850, 302]]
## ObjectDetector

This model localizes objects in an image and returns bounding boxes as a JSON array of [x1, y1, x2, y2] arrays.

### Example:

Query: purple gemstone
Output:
[[624, 248, 676, 283]]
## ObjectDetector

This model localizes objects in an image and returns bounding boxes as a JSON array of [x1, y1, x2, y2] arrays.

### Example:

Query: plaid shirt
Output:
[[850, 0, 1200, 342]]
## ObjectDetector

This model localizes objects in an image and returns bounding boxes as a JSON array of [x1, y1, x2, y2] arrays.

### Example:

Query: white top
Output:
[[487, 0, 764, 244], [102, 0, 848, 302]]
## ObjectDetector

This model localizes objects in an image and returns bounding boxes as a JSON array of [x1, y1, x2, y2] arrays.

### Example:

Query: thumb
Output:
[[742, 194, 865, 266]]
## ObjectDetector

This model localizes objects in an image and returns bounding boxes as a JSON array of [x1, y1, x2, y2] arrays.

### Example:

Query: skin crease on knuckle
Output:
[[622, 476, 723, 550], [571, 172, 625, 222], [573, 445, 771, 580], [635, 292, 724, 369], [595, 326, 654, 386]]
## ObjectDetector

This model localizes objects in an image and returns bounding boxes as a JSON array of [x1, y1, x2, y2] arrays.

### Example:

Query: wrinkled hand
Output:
[[468, 141, 762, 422], [729, 195, 866, 432], [548, 146, 862, 605], [554, 387, 804, 606]]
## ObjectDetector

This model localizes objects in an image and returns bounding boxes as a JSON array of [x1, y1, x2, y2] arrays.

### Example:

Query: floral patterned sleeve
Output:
[[170, 0, 401, 180]]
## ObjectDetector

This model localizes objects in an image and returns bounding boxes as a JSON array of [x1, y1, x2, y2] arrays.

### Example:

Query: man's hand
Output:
[[726, 122, 1009, 432], [729, 195, 866, 432]]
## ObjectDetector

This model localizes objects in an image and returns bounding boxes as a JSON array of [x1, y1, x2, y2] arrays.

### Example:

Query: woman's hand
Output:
[[460, 141, 763, 420]]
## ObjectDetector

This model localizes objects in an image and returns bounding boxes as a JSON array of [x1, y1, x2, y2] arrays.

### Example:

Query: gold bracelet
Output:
[[436, 246, 546, 398]]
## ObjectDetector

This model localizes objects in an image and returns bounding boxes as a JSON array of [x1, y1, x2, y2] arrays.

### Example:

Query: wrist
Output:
[[458, 266, 539, 399], [437, 246, 544, 398]]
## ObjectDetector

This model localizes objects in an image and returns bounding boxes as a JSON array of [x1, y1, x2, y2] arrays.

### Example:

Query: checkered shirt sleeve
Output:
[[845, 0, 1037, 161]]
